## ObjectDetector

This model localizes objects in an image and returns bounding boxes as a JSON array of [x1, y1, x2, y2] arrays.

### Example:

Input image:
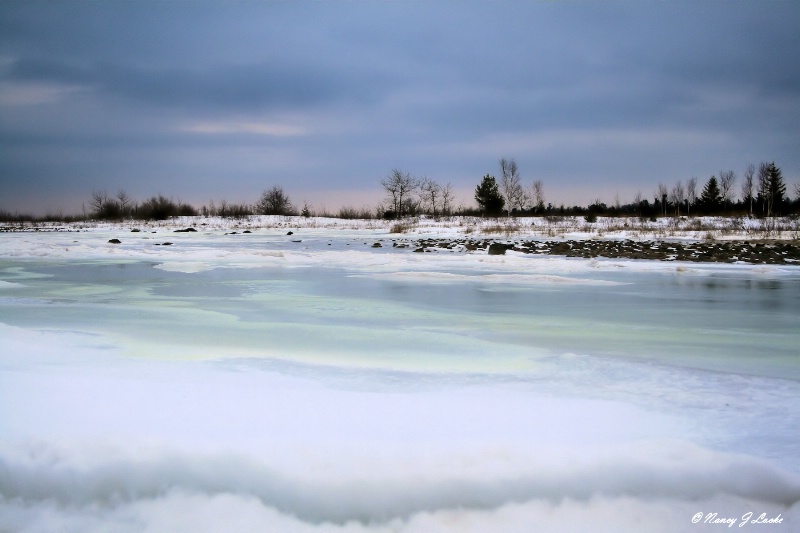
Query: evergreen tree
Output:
[[699, 176, 722, 213], [766, 162, 786, 216], [474, 174, 505, 216]]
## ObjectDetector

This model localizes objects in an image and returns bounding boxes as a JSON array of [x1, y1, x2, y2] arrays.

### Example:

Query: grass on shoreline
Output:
[[2, 214, 799, 242]]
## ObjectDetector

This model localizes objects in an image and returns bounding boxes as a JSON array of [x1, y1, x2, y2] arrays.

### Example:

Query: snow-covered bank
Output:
[[3, 214, 800, 242], [2, 215, 800, 269]]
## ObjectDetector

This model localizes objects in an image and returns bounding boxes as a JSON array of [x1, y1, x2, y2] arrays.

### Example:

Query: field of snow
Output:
[[5, 213, 800, 241], [1, 217, 799, 532]]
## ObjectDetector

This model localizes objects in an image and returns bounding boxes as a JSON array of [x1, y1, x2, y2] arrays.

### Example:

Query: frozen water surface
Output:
[[1, 226, 799, 532]]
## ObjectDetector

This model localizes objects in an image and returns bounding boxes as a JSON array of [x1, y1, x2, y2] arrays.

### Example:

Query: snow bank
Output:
[[1, 439, 798, 532], [3, 213, 799, 241]]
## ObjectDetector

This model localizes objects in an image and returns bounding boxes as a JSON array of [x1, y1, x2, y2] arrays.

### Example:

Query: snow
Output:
[[1, 217, 799, 532]]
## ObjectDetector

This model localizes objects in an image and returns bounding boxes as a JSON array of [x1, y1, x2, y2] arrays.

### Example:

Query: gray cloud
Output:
[[1, 1, 799, 214], [7, 57, 387, 112]]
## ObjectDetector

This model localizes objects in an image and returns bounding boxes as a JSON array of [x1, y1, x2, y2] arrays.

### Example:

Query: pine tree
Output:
[[766, 162, 786, 216], [475, 174, 505, 216], [699, 176, 722, 213]]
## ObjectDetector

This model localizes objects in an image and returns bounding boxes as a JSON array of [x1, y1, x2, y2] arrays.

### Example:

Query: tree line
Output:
[[82, 186, 296, 221], [648, 161, 792, 219], [68, 158, 800, 222], [1, 158, 797, 223], [469, 159, 797, 220]]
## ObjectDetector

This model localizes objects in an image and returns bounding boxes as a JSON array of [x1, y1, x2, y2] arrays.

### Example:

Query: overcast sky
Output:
[[1, 0, 799, 215]]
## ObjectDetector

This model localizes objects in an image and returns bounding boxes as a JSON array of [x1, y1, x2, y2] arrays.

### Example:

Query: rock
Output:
[[243, 230, 252, 233], [131, 229, 141, 232], [287, 231, 294, 235], [108, 238, 122, 244], [487, 243, 510, 255], [173, 227, 197, 233], [162, 242, 173, 246], [372, 242, 382, 248]]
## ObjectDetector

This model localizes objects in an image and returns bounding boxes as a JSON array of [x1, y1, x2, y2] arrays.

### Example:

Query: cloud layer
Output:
[[1, 1, 799, 213]]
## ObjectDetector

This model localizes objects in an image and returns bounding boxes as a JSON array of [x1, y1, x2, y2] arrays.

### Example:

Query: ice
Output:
[[1, 221, 800, 531]]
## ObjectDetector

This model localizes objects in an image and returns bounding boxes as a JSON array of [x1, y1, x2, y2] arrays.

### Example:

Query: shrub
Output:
[[390, 223, 410, 233], [255, 186, 293, 215], [136, 196, 181, 220], [218, 202, 253, 219]]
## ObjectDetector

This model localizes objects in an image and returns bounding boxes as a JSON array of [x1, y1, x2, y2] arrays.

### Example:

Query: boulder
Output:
[[108, 238, 121, 244], [487, 243, 510, 255]]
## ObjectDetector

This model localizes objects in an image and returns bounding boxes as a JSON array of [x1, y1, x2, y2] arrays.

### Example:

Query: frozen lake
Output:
[[1, 226, 799, 531]]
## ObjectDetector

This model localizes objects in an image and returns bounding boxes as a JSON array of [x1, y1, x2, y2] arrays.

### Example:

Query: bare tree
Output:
[[499, 158, 527, 215], [633, 190, 643, 217], [88, 189, 123, 218], [256, 186, 293, 215], [531, 179, 545, 213], [381, 169, 418, 217], [419, 177, 442, 216], [90, 190, 108, 214], [686, 177, 697, 217], [741, 164, 755, 216], [655, 183, 669, 216], [116, 189, 132, 217], [719, 170, 736, 211], [758, 161, 771, 216], [670, 180, 686, 216], [441, 182, 455, 216]]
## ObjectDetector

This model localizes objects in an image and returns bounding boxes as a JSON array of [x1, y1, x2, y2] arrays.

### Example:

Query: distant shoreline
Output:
[[2, 215, 799, 265]]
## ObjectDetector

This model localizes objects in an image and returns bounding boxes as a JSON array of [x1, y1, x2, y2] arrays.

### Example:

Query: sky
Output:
[[1, 0, 799, 215]]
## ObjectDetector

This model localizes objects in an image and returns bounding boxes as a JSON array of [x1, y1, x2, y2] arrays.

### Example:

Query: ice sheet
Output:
[[1, 224, 799, 532]]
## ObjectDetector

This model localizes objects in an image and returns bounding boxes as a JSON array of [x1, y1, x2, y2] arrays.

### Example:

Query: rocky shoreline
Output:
[[389, 238, 800, 265]]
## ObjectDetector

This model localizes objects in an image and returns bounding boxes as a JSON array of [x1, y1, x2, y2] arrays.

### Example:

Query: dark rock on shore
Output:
[[391, 237, 800, 265], [488, 243, 512, 255]]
